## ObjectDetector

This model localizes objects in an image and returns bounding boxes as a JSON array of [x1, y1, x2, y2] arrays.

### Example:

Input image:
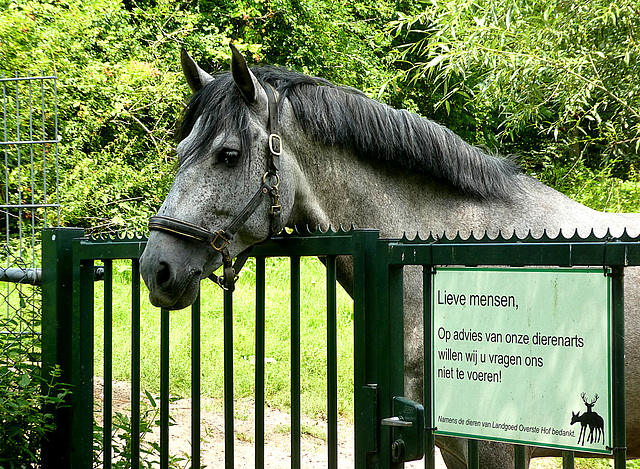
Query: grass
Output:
[[93, 256, 355, 421]]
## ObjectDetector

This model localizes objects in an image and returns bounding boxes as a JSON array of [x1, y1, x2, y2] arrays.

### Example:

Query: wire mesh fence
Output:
[[1, 72, 60, 370]]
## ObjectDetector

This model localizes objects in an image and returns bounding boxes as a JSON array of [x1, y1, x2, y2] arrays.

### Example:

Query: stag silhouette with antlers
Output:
[[570, 392, 605, 446]]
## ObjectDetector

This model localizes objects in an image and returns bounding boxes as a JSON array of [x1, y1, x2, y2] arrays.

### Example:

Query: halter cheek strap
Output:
[[148, 83, 282, 292]]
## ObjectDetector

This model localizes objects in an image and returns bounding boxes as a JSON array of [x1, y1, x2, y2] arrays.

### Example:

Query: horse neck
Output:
[[286, 137, 640, 239], [286, 139, 500, 236]]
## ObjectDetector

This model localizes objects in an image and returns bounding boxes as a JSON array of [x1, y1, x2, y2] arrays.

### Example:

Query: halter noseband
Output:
[[148, 83, 282, 291]]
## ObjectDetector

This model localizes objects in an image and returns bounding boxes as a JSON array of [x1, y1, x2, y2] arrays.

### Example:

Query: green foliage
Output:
[[0, 0, 403, 233], [390, 0, 640, 188], [1, 0, 184, 233], [2, 0, 640, 233], [0, 283, 70, 468], [0, 363, 71, 468], [0, 278, 69, 468], [540, 160, 640, 213], [185, 0, 399, 93], [93, 391, 189, 468]]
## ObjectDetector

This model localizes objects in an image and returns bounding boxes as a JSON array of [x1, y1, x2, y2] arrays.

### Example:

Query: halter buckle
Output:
[[269, 133, 282, 156], [270, 187, 281, 215], [271, 203, 282, 216], [211, 231, 232, 252]]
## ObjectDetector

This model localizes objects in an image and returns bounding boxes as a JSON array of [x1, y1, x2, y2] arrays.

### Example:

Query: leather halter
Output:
[[148, 83, 282, 291]]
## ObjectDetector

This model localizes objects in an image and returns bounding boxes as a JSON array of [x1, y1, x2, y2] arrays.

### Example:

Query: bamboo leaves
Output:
[[391, 0, 640, 182]]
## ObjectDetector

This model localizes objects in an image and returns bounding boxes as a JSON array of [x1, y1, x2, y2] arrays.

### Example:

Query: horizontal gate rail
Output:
[[71, 234, 148, 259], [385, 235, 640, 267]]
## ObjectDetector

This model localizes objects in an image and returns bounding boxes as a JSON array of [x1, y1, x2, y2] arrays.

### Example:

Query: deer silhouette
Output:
[[570, 393, 604, 446]]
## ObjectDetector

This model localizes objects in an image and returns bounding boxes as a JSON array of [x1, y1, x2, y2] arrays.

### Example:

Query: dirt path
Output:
[[93, 378, 557, 468]]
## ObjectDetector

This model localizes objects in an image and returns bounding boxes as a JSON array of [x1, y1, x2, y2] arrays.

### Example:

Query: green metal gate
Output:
[[40, 227, 381, 468], [41, 226, 640, 468]]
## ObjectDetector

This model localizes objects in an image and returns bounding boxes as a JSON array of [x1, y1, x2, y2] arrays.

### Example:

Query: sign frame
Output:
[[431, 267, 613, 454]]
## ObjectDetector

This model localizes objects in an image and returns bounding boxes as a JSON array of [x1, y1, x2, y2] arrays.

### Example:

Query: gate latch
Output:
[[381, 396, 424, 463]]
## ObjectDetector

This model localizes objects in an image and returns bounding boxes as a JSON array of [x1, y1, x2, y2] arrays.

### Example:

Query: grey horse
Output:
[[140, 45, 640, 468]]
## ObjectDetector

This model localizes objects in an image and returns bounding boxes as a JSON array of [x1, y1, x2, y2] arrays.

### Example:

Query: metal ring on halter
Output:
[[262, 172, 280, 187]]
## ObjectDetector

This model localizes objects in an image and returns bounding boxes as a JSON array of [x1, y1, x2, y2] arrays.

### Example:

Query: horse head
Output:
[[140, 45, 297, 309]]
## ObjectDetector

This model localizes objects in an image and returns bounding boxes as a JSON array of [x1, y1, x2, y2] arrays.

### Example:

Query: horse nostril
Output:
[[156, 262, 171, 287]]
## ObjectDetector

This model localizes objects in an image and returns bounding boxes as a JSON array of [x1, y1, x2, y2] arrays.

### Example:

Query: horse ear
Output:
[[181, 48, 214, 93], [230, 43, 257, 104]]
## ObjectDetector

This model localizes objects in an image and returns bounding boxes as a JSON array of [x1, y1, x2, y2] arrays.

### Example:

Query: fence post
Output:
[[611, 266, 626, 469], [423, 265, 436, 469], [41, 227, 85, 468]]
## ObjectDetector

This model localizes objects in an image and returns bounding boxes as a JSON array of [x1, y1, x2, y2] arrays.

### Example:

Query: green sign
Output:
[[432, 268, 612, 453]]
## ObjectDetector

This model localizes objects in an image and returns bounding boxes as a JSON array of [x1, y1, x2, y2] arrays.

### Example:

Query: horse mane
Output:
[[178, 66, 519, 199]]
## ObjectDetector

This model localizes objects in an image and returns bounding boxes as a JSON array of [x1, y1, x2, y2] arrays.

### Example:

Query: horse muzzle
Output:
[[140, 231, 219, 309]]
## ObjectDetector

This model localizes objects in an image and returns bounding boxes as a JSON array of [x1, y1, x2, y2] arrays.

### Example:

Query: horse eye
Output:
[[218, 149, 240, 167]]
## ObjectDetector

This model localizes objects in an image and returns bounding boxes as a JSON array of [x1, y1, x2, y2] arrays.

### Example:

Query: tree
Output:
[[1, 0, 408, 232], [389, 0, 640, 211]]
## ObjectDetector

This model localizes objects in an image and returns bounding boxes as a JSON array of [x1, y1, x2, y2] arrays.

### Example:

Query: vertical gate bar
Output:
[[52, 74, 60, 226], [387, 264, 404, 469], [103, 260, 113, 469], [40, 73, 48, 224], [131, 259, 141, 468], [514, 444, 526, 469], [327, 255, 339, 469], [2, 72, 7, 327], [15, 76, 22, 256], [423, 266, 435, 469], [562, 451, 574, 469], [27, 76, 35, 262], [611, 266, 626, 469], [161, 306, 170, 469], [72, 257, 96, 467], [224, 288, 235, 469], [375, 242, 391, 469], [256, 257, 266, 468], [192, 291, 201, 469], [468, 439, 479, 469], [2, 74, 8, 249], [290, 256, 302, 468]]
